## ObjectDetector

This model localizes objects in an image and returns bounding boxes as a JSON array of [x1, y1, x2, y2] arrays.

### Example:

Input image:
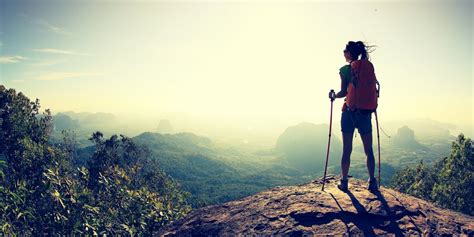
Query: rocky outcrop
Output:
[[159, 176, 474, 236]]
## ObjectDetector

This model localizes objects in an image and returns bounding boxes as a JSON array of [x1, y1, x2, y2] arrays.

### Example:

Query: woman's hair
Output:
[[345, 41, 376, 60]]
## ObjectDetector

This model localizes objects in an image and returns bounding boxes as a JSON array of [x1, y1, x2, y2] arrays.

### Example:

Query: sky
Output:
[[0, 0, 472, 139]]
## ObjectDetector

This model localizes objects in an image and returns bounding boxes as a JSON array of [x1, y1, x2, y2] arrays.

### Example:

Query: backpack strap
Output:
[[376, 80, 380, 98]]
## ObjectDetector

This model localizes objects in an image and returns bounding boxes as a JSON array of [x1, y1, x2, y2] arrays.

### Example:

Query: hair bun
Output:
[[355, 41, 365, 54], [345, 40, 372, 60]]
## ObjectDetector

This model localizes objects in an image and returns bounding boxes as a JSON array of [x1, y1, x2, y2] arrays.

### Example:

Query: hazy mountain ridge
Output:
[[382, 119, 459, 141], [391, 125, 426, 150], [75, 131, 308, 207], [275, 122, 342, 174], [59, 111, 117, 125], [72, 120, 457, 206], [134, 132, 214, 155], [52, 110, 459, 206], [157, 119, 174, 134]]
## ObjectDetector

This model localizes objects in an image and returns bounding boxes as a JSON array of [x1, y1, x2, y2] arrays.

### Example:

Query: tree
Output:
[[0, 86, 57, 234], [81, 132, 191, 234], [390, 134, 473, 215], [431, 134, 473, 215], [0, 86, 191, 234], [0, 85, 53, 184]]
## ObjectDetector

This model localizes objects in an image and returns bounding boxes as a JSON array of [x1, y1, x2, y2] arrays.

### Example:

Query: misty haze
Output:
[[0, 0, 472, 235]]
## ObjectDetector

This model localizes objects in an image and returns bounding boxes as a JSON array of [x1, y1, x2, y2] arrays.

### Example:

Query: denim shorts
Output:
[[341, 109, 373, 134]]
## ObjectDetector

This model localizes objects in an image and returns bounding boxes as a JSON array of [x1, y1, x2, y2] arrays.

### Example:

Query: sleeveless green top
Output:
[[337, 64, 352, 110], [339, 64, 352, 84]]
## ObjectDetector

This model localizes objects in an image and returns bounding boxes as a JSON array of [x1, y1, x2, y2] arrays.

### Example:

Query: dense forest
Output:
[[0, 86, 190, 235], [390, 133, 473, 216]]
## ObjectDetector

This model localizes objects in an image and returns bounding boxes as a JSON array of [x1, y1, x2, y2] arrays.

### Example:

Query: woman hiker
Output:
[[331, 41, 379, 192]]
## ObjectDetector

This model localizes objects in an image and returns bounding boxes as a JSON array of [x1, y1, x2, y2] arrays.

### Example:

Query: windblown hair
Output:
[[345, 41, 376, 61]]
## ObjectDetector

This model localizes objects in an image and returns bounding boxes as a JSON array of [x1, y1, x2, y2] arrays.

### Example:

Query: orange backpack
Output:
[[346, 59, 379, 111]]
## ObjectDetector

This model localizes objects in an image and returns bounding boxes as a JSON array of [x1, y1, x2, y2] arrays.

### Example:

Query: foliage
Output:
[[431, 134, 473, 215], [87, 132, 309, 208], [0, 86, 191, 235], [390, 134, 473, 215]]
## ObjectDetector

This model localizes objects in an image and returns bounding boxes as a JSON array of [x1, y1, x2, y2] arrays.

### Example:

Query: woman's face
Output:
[[343, 50, 352, 62]]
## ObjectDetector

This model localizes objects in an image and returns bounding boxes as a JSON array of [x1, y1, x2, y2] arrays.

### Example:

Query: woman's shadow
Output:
[[329, 190, 406, 236]]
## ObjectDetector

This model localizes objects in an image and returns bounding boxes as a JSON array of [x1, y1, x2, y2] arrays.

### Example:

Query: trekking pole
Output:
[[375, 81, 381, 187], [322, 89, 336, 191], [375, 110, 381, 188]]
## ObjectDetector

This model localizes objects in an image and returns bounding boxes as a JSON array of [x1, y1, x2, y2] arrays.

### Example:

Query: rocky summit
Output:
[[159, 176, 474, 236]]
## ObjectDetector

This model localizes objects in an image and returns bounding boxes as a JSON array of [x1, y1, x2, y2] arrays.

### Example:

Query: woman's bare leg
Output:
[[360, 132, 375, 179], [341, 132, 354, 179]]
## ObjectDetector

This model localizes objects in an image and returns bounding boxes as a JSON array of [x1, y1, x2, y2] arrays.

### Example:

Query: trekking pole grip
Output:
[[329, 89, 336, 102]]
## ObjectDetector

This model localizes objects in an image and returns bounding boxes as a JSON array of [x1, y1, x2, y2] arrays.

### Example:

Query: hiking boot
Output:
[[337, 178, 348, 192], [368, 178, 379, 192]]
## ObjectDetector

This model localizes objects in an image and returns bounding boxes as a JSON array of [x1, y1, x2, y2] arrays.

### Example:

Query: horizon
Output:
[[47, 109, 471, 149], [1, 0, 472, 139]]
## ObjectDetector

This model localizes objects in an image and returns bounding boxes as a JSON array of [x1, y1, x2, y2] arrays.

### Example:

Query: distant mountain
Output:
[[76, 132, 305, 207], [157, 119, 174, 134], [159, 176, 474, 236], [275, 122, 342, 173], [384, 119, 456, 141], [51, 112, 121, 148], [133, 132, 213, 155], [52, 113, 80, 131], [60, 111, 116, 125], [391, 126, 426, 150]]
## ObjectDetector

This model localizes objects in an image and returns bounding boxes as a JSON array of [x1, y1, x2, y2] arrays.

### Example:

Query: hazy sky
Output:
[[0, 0, 472, 136]]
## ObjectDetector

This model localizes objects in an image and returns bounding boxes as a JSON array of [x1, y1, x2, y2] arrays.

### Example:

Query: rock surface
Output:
[[159, 176, 474, 236]]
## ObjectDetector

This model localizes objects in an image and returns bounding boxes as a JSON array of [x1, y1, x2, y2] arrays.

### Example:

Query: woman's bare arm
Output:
[[335, 73, 348, 98]]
